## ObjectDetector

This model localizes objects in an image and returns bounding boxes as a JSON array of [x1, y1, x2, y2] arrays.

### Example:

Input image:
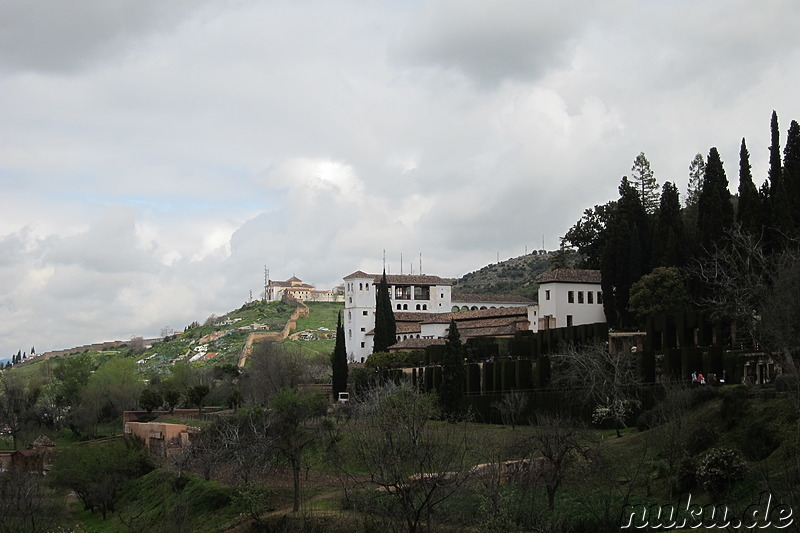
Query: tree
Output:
[[0, 375, 38, 449], [187, 384, 210, 411], [736, 138, 762, 236], [601, 177, 650, 327], [628, 267, 690, 324], [697, 147, 734, 251], [49, 438, 153, 520], [0, 466, 65, 533], [552, 342, 641, 437], [686, 153, 705, 208], [561, 202, 617, 269], [513, 414, 590, 510], [783, 120, 800, 229], [331, 311, 348, 398], [439, 319, 465, 417], [653, 181, 685, 267], [630, 152, 659, 214], [340, 384, 472, 533], [373, 270, 397, 354], [766, 111, 793, 250], [269, 387, 327, 512], [138, 387, 162, 413]]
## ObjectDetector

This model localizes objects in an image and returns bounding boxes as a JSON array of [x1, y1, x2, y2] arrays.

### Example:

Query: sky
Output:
[[2, 0, 800, 357]]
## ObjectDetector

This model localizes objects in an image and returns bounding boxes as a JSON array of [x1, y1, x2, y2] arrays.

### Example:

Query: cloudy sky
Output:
[[2, 0, 800, 357]]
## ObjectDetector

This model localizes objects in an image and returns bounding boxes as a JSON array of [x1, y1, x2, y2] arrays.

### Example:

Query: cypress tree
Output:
[[766, 111, 792, 250], [439, 319, 465, 417], [736, 138, 762, 236], [783, 120, 800, 230], [697, 147, 734, 251], [654, 181, 685, 267], [601, 177, 650, 327], [372, 270, 396, 353], [331, 311, 348, 398]]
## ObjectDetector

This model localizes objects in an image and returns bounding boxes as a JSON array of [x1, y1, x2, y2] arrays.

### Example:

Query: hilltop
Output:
[[450, 249, 578, 300]]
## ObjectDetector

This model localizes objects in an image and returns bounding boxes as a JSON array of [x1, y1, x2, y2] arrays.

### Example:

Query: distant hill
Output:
[[450, 249, 578, 301]]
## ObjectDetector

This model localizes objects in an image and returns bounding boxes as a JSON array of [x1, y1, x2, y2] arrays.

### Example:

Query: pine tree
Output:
[[686, 153, 705, 208], [372, 270, 396, 354], [736, 138, 762, 236], [769, 110, 783, 196], [331, 311, 348, 398], [697, 147, 734, 251], [630, 152, 660, 214], [439, 319, 465, 417], [783, 120, 800, 230]]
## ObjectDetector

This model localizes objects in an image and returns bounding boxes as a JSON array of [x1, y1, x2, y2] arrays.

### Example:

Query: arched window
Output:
[[422, 304, 427, 310], [416, 304, 421, 310], [397, 304, 402, 310], [403, 304, 408, 310], [359, 283, 363, 290]]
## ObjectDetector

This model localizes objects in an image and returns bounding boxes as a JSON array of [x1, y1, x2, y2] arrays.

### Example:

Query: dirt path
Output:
[[237, 303, 309, 368]]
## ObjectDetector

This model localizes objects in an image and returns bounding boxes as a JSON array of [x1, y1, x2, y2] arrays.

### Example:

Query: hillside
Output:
[[450, 249, 578, 300]]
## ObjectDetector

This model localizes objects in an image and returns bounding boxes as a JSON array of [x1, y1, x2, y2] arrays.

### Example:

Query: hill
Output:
[[450, 249, 578, 300]]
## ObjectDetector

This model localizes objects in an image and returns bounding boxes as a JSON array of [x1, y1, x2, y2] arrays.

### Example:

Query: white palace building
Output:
[[342, 268, 605, 363]]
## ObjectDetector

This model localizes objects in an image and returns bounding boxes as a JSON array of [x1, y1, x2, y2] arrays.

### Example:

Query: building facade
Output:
[[343, 271, 452, 362], [537, 269, 605, 329]]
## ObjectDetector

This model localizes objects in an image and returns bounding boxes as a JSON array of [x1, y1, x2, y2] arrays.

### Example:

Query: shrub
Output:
[[739, 419, 780, 461], [696, 447, 747, 497], [685, 426, 718, 455]]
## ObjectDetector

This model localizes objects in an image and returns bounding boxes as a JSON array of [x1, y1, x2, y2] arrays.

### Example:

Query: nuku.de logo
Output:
[[620, 492, 794, 530]]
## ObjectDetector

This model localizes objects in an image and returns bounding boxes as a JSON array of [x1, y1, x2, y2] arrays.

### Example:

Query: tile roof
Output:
[[536, 268, 601, 284], [389, 338, 446, 350], [420, 306, 530, 324], [451, 293, 535, 304]]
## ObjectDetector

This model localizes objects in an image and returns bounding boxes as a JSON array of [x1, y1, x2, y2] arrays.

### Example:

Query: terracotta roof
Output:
[[389, 338, 446, 351], [537, 269, 601, 284], [343, 271, 450, 286], [396, 323, 422, 334], [452, 293, 535, 304], [395, 311, 444, 323], [420, 306, 530, 324]]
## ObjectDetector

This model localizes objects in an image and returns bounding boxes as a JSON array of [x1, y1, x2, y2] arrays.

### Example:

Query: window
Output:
[[415, 304, 420, 310], [568, 291, 574, 303], [348, 329, 352, 339], [348, 311, 352, 320], [414, 286, 430, 300], [597, 291, 603, 304], [578, 291, 584, 304], [567, 315, 573, 327], [360, 342, 365, 348], [545, 290, 550, 301], [397, 304, 401, 310], [366, 284, 369, 291], [587, 292, 594, 304], [423, 304, 427, 310], [360, 327, 365, 332], [362, 311, 368, 316], [359, 283, 363, 290]]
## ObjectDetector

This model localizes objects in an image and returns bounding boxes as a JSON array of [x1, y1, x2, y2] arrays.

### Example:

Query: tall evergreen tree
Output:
[[653, 181, 685, 267], [686, 153, 705, 208], [697, 147, 734, 251], [331, 311, 348, 398], [601, 177, 650, 327], [783, 120, 800, 230], [630, 152, 660, 214], [439, 319, 465, 417], [769, 110, 783, 196], [765, 111, 793, 250], [372, 270, 396, 353], [736, 138, 762, 236]]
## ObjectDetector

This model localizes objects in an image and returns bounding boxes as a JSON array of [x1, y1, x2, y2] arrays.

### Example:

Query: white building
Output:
[[536, 269, 605, 329], [343, 271, 452, 362], [266, 276, 343, 303]]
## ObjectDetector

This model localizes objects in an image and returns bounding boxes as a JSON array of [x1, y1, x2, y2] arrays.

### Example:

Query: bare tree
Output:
[[513, 414, 590, 511], [551, 342, 641, 437], [339, 384, 473, 533]]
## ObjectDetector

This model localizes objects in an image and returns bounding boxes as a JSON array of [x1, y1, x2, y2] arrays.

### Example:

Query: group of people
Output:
[[691, 369, 728, 386]]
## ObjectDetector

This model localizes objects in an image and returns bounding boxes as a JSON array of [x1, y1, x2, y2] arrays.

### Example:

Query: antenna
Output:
[[400, 253, 403, 274], [382, 249, 386, 272], [419, 252, 422, 274], [268, 265, 269, 303]]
